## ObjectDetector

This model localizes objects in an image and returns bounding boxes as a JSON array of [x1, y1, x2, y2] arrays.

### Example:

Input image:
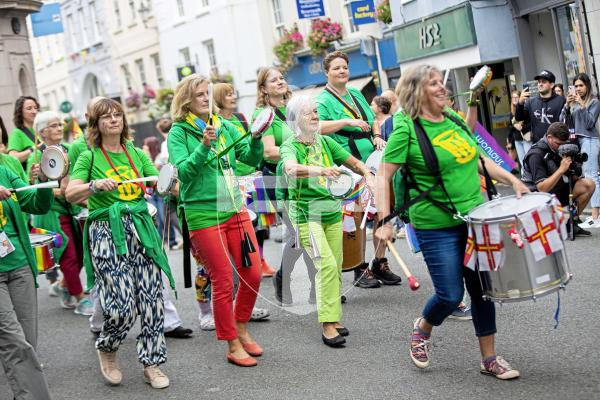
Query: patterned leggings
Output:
[[89, 217, 166, 366]]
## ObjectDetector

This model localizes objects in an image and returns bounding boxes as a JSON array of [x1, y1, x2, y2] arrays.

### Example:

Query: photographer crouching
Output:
[[522, 122, 595, 237]]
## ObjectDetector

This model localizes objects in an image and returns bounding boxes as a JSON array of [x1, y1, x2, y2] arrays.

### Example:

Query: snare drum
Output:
[[30, 233, 57, 274], [468, 193, 571, 302], [327, 170, 355, 199], [41, 145, 69, 180], [342, 211, 365, 272]]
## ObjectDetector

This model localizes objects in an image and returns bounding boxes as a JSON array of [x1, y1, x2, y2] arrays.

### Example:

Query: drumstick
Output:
[[117, 176, 158, 185], [208, 82, 214, 125], [360, 197, 372, 229], [385, 240, 420, 291], [33, 135, 39, 164], [11, 181, 59, 193]]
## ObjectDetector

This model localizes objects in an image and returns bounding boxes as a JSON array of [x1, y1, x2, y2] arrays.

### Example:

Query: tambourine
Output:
[[251, 108, 275, 137], [469, 65, 493, 92], [156, 164, 178, 196], [364, 149, 383, 175], [40, 145, 69, 180], [327, 170, 355, 199]]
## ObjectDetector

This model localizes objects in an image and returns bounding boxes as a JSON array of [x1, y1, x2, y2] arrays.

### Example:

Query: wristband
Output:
[[88, 180, 97, 193], [373, 134, 382, 139]]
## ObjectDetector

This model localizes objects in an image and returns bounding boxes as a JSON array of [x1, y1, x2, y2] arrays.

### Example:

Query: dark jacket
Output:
[[515, 93, 566, 143]]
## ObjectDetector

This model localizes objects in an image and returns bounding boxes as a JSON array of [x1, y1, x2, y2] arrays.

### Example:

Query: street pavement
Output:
[[1, 224, 600, 400]]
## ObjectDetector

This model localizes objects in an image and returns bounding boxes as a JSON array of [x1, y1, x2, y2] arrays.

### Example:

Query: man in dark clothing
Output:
[[516, 70, 566, 143], [521, 122, 594, 236]]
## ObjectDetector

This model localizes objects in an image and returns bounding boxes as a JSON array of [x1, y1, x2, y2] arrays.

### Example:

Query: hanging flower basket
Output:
[[273, 24, 304, 73], [307, 18, 343, 56], [376, 0, 392, 25]]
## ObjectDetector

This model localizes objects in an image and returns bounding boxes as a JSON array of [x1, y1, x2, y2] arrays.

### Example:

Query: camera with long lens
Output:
[[558, 143, 587, 176]]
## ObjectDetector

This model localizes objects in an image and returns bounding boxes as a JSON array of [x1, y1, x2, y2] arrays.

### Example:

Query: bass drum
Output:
[[342, 211, 365, 272]]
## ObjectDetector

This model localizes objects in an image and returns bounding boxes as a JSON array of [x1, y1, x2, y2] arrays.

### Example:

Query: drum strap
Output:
[[273, 108, 287, 122], [181, 208, 192, 288]]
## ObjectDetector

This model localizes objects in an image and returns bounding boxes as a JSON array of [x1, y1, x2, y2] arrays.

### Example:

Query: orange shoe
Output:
[[242, 342, 263, 357], [261, 260, 276, 277], [226, 352, 258, 367]]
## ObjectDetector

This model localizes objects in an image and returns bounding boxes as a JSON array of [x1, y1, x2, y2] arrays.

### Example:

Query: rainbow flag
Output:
[[246, 176, 276, 227], [30, 227, 60, 273], [71, 116, 83, 140]]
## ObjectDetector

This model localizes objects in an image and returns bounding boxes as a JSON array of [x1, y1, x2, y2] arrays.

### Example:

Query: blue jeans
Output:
[[415, 224, 496, 337], [147, 193, 177, 246], [578, 136, 600, 208], [514, 140, 532, 169]]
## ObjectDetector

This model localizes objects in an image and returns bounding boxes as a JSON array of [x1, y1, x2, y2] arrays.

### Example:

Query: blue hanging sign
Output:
[[31, 3, 64, 37], [351, 0, 377, 26], [296, 0, 326, 19]]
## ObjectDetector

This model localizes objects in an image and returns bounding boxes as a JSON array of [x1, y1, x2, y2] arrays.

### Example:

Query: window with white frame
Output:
[[66, 14, 79, 50], [271, 0, 284, 37], [176, 0, 185, 17], [344, 1, 358, 33], [77, 8, 90, 47], [135, 58, 146, 84], [114, 0, 122, 29], [89, 2, 101, 43], [121, 64, 132, 88], [129, 0, 137, 23], [151, 53, 163, 84], [203, 40, 217, 71], [179, 47, 191, 65]]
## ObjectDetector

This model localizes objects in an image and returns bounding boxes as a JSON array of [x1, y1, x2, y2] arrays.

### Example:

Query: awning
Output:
[[290, 76, 373, 99]]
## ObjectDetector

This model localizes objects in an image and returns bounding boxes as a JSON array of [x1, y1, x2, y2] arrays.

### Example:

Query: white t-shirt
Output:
[[157, 140, 169, 167]]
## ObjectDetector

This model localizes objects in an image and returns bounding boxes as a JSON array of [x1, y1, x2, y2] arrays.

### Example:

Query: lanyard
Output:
[[325, 84, 362, 120], [99, 145, 149, 194]]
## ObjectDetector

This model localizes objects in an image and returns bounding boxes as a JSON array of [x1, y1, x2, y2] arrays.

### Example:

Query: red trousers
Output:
[[59, 215, 83, 296], [190, 211, 261, 340]]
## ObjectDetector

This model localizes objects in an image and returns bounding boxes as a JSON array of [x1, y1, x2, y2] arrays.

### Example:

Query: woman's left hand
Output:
[[373, 136, 386, 151], [511, 179, 530, 198]]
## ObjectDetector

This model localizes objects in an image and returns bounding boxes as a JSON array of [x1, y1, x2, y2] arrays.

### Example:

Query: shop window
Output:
[[555, 4, 587, 84]]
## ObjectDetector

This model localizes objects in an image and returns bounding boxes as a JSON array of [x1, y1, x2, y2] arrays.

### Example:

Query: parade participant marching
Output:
[[0, 115, 28, 181], [26, 111, 92, 315], [168, 74, 264, 367], [66, 99, 173, 388], [0, 160, 54, 400], [374, 64, 529, 379], [8, 96, 40, 167], [315, 50, 400, 289], [281, 95, 374, 347]]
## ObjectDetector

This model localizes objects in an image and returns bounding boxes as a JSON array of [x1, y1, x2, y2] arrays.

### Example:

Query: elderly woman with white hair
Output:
[[280, 95, 374, 348], [27, 112, 92, 315]]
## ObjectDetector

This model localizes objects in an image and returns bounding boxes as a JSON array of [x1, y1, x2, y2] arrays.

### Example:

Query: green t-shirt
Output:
[[383, 110, 483, 229], [280, 134, 351, 225], [315, 86, 375, 162], [7, 127, 35, 153], [226, 113, 257, 176], [68, 135, 90, 172], [252, 106, 294, 166], [71, 143, 158, 212], [0, 153, 27, 182], [0, 195, 27, 272]]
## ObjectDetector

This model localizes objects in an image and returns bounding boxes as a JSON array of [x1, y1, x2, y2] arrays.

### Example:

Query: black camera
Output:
[[558, 143, 587, 176]]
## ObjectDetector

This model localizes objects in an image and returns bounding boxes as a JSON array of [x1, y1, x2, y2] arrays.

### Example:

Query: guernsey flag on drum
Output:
[[464, 223, 505, 271], [519, 206, 563, 261]]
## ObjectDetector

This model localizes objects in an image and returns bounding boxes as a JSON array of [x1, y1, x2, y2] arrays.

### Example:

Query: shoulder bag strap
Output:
[[273, 108, 287, 122], [233, 112, 249, 133]]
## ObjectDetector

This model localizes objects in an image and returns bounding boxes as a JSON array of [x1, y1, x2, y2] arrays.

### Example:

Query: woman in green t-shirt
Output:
[[316, 50, 399, 290], [281, 95, 374, 348], [374, 65, 529, 380], [66, 99, 172, 389], [168, 74, 264, 367], [8, 96, 40, 166], [26, 111, 92, 316]]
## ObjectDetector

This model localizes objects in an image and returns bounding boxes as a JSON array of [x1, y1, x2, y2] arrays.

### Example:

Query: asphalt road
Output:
[[1, 224, 599, 400]]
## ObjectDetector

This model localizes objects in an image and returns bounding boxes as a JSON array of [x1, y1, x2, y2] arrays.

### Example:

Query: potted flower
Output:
[[307, 18, 343, 56], [376, 0, 392, 25], [125, 87, 141, 110], [273, 24, 304, 73]]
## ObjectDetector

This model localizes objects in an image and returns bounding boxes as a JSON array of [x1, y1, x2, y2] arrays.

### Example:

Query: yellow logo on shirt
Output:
[[105, 166, 142, 201], [0, 202, 6, 227], [432, 129, 476, 164]]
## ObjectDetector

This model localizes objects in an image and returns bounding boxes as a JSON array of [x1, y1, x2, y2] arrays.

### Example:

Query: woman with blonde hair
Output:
[[66, 99, 174, 388], [374, 64, 528, 379], [168, 74, 264, 367]]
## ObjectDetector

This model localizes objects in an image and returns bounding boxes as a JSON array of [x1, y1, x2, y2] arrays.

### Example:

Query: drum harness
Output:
[[377, 112, 497, 229]]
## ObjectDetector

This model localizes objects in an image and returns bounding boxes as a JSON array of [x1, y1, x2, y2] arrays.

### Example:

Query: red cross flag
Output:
[[550, 195, 568, 240], [473, 223, 505, 271], [519, 206, 563, 261], [463, 226, 477, 271]]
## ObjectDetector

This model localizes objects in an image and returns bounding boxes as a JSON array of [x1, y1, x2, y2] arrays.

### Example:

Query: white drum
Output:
[[327, 170, 355, 199], [157, 164, 178, 196], [41, 145, 69, 180]]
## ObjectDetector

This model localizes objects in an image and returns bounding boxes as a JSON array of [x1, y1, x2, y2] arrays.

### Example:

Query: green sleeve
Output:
[[316, 99, 334, 122], [383, 113, 411, 164], [279, 141, 297, 165], [324, 136, 351, 165], [7, 129, 33, 152], [4, 154, 27, 182], [167, 124, 212, 184], [3, 167, 54, 215], [228, 121, 263, 167], [71, 150, 92, 183]]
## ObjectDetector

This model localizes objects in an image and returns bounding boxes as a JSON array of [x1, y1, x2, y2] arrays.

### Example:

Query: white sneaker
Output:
[[199, 315, 216, 331], [74, 298, 94, 316], [578, 216, 600, 229], [48, 281, 63, 297], [143, 365, 169, 389], [60, 290, 77, 309], [250, 307, 270, 321]]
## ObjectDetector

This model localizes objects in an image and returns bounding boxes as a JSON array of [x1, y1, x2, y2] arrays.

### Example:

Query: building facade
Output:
[[0, 0, 43, 131]]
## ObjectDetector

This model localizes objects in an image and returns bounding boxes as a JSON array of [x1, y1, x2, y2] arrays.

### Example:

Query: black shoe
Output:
[[574, 224, 592, 237], [165, 326, 193, 338], [273, 272, 293, 306], [341, 295, 347, 304], [353, 265, 381, 289], [322, 333, 346, 348], [371, 257, 402, 285], [336, 327, 349, 337]]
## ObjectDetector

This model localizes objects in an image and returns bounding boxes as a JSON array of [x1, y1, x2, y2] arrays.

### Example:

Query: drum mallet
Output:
[[10, 181, 59, 193], [386, 240, 420, 291]]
